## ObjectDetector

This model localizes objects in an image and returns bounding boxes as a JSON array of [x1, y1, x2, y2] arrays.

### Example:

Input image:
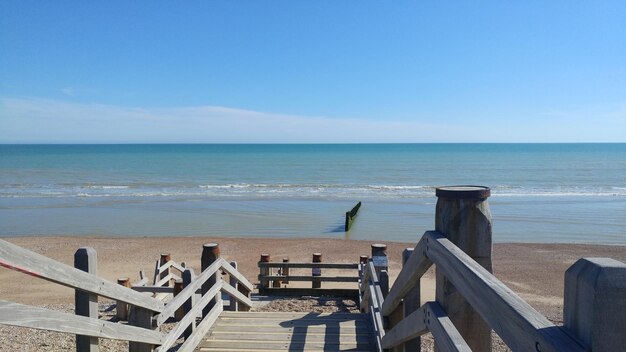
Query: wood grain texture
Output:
[[0, 239, 163, 313], [220, 260, 254, 292], [259, 275, 359, 282], [563, 257, 626, 352], [425, 231, 587, 352], [0, 300, 163, 344], [381, 238, 431, 316], [381, 304, 427, 349], [155, 282, 222, 352], [155, 259, 221, 325], [426, 302, 471, 352], [258, 262, 359, 269], [220, 281, 252, 310], [177, 303, 223, 352]]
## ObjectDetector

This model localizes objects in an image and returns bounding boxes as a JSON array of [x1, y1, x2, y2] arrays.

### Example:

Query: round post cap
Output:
[[436, 186, 490, 199]]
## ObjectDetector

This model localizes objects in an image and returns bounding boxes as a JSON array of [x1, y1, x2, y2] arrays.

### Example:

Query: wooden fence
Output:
[[358, 186, 626, 352], [257, 253, 363, 297], [0, 240, 254, 352]]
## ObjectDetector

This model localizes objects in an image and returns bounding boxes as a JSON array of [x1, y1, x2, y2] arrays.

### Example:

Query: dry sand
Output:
[[0, 236, 624, 351]]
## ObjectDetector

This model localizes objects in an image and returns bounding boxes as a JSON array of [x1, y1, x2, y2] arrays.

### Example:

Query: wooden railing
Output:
[[0, 239, 254, 352], [358, 186, 626, 352], [257, 253, 362, 297]]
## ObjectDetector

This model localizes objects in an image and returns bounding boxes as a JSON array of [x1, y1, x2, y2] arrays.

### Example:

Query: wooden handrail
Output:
[[381, 237, 432, 317], [155, 282, 223, 352], [424, 230, 587, 352], [154, 259, 221, 325], [0, 300, 164, 345], [221, 281, 253, 309], [0, 239, 164, 313], [220, 259, 254, 293]]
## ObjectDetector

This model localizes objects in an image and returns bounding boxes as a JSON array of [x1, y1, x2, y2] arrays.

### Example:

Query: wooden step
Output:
[[196, 311, 374, 351]]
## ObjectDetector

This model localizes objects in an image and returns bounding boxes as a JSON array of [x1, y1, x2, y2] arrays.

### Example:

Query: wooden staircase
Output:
[[196, 311, 375, 351]]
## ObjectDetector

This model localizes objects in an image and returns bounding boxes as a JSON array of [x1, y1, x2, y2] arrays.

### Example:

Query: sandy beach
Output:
[[2, 236, 625, 322]]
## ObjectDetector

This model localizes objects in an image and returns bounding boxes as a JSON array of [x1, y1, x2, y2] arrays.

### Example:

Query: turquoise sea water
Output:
[[1, 144, 624, 244]]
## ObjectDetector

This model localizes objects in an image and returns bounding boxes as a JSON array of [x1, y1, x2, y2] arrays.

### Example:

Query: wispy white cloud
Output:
[[0, 97, 624, 143], [60, 88, 76, 97]]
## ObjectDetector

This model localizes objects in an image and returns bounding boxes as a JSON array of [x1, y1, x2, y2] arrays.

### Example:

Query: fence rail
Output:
[[0, 240, 253, 352]]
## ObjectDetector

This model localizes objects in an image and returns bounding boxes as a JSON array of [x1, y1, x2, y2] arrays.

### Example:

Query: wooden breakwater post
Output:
[[201, 243, 220, 317], [345, 201, 362, 231], [435, 185, 493, 352], [371, 243, 389, 297], [259, 253, 271, 293], [74, 247, 99, 352], [312, 253, 322, 289]]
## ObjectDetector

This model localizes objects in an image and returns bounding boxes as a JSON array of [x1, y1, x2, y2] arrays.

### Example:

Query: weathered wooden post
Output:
[[182, 268, 195, 339], [402, 247, 421, 351], [564, 257, 626, 351], [282, 257, 290, 285], [228, 261, 239, 312], [371, 244, 389, 297], [259, 253, 271, 294], [116, 278, 130, 320], [74, 247, 98, 352], [128, 306, 155, 352], [201, 243, 220, 317], [435, 186, 492, 352], [173, 279, 184, 321], [312, 253, 322, 289], [159, 253, 171, 286]]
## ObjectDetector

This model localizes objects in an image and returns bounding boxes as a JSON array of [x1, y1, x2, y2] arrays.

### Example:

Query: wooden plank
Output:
[[154, 273, 175, 288], [132, 286, 175, 293], [177, 303, 223, 352], [154, 282, 222, 352], [381, 304, 427, 349], [205, 332, 372, 342], [220, 282, 253, 310], [214, 320, 365, 328], [0, 239, 164, 313], [402, 247, 421, 351], [259, 275, 359, 282], [425, 231, 587, 352], [220, 311, 367, 318], [154, 259, 221, 325], [220, 260, 254, 292], [258, 262, 359, 269], [199, 340, 367, 350], [426, 302, 471, 352], [0, 300, 163, 344], [381, 238, 431, 317], [258, 288, 359, 298], [199, 348, 372, 352], [210, 324, 371, 334]]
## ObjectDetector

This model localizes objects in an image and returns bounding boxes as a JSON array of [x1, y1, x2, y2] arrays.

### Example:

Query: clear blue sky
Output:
[[1, 1, 625, 143]]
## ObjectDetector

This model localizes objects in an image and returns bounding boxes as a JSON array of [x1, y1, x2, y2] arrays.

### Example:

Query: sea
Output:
[[0, 144, 624, 244]]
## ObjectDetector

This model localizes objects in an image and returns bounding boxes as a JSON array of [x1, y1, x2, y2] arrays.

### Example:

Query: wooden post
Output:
[[159, 253, 171, 286], [182, 268, 195, 339], [228, 261, 239, 312], [201, 243, 220, 317], [259, 253, 271, 294], [312, 253, 322, 289], [403, 247, 421, 351], [74, 247, 99, 352], [564, 257, 626, 351], [371, 244, 388, 296], [282, 257, 290, 286], [173, 279, 184, 321], [435, 185, 492, 352], [116, 278, 130, 320], [128, 306, 155, 352]]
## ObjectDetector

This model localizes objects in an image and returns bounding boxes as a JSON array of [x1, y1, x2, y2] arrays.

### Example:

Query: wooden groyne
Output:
[[0, 185, 625, 351], [345, 201, 362, 231]]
